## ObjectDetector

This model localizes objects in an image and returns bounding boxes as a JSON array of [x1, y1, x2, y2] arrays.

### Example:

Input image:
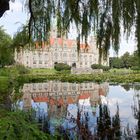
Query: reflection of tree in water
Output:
[[121, 84, 131, 91], [33, 101, 140, 140], [132, 90, 140, 139], [33, 98, 121, 139], [97, 104, 121, 140], [121, 83, 140, 92], [122, 86, 140, 139]]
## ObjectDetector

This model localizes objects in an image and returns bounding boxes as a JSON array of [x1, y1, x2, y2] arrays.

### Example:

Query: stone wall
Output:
[[71, 67, 103, 74]]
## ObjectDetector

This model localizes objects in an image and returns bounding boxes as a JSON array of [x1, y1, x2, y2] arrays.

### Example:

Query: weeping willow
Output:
[[27, 0, 140, 63]]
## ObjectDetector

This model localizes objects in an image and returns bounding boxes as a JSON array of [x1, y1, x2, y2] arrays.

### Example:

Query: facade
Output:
[[15, 32, 109, 68]]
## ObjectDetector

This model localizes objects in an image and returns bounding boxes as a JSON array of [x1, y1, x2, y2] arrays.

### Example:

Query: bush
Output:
[[56, 70, 71, 74], [102, 66, 110, 71], [91, 64, 102, 69], [14, 64, 29, 74], [91, 64, 110, 71], [131, 66, 140, 71], [54, 63, 71, 71]]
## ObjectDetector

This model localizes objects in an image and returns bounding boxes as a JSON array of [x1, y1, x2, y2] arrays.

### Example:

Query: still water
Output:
[[16, 81, 140, 138]]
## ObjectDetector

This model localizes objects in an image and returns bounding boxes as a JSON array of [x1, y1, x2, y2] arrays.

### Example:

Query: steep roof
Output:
[[35, 37, 90, 49]]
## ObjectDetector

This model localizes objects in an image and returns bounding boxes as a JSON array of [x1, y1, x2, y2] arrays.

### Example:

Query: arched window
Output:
[[72, 63, 76, 68]]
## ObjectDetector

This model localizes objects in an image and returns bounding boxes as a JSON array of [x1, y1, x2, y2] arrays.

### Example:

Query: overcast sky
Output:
[[0, 0, 137, 57]]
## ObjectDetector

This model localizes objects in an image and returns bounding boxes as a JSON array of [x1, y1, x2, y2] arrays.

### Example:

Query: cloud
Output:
[[10, 0, 23, 12], [0, 0, 27, 36]]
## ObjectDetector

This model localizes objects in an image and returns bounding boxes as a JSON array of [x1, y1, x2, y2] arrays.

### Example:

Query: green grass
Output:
[[18, 72, 140, 84], [109, 68, 139, 74], [0, 76, 9, 92], [23, 68, 140, 84], [30, 68, 57, 75]]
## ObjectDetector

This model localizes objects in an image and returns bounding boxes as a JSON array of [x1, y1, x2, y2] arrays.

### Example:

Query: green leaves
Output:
[[0, 26, 14, 67], [0, 111, 50, 140], [12, 25, 31, 48]]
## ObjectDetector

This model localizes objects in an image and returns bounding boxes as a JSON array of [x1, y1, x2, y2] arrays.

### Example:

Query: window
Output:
[[39, 61, 42, 64], [72, 84, 76, 90], [54, 86, 58, 91], [33, 61, 36, 64], [54, 52, 58, 58], [63, 53, 67, 57], [33, 84, 36, 90], [72, 53, 76, 57], [63, 83, 67, 90], [39, 85, 42, 90], [33, 57, 36, 60], [44, 84, 48, 90], [39, 52, 41, 56], [89, 83, 92, 88]]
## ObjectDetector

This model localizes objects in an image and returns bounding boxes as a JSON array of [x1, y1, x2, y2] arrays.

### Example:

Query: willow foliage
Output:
[[27, 0, 140, 60]]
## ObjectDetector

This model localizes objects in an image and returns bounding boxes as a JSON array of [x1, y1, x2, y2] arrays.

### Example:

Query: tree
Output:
[[130, 51, 140, 67], [54, 63, 71, 71], [121, 52, 131, 68], [27, 0, 140, 59], [0, 0, 10, 17], [1, 0, 140, 60], [12, 25, 31, 48], [0, 26, 14, 67], [109, 57, 123, 69]]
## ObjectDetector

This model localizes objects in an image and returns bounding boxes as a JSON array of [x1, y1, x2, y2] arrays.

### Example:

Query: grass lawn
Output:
[[30, 68, 57, 75], [109, 68, 137, 73]]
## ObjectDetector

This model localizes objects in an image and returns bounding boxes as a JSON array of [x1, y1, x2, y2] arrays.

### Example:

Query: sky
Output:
[[0, 0, 137, 57]]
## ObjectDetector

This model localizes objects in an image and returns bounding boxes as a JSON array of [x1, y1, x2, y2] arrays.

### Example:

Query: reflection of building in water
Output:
[[22, 82, 109, 133], [22, 81, 109, 112]]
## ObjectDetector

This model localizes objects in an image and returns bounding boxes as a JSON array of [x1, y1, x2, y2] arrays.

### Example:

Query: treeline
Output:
[[0, 26, 29, 68], [0, 26, 14, 68], [109, 51, 140, 70]]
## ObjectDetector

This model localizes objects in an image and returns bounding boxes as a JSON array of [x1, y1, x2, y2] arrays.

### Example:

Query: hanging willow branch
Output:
[[26, 0, 140, 61]]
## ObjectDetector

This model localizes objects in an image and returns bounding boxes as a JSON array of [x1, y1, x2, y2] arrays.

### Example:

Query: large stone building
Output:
[[15, 30, 109, 68]]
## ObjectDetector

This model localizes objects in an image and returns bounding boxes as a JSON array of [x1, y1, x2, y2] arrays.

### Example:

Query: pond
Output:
[[15, 81, 140, 139]]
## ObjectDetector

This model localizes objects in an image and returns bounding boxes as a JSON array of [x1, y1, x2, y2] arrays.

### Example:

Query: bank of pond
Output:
[[0, 79, 140, 140], [23, 73, 140, 83]]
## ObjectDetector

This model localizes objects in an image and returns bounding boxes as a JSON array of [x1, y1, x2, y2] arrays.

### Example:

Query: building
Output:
[[14, 30, 109, 69]]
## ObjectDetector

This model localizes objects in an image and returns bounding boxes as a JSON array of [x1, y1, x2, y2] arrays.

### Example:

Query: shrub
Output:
[[91, 64, 102, 69], [54, 63, 71, 71], [14, 64, 29, 74], [131, 66, 140, 71], [56, 70, 71, 74], [91, 64, 110, 71], [102, 66, 110, 71]]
